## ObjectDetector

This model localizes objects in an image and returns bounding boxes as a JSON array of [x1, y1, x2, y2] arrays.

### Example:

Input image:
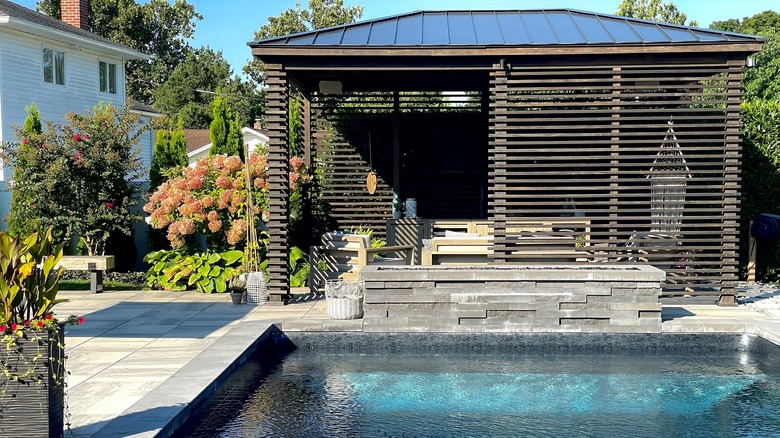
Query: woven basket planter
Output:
[[0, 326, 65, 438], [246, 272, 268, 306], [325, 280, 364, 320]]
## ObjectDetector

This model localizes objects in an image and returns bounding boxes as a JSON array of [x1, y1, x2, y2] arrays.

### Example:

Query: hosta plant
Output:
[[144, 248, 244, 293]]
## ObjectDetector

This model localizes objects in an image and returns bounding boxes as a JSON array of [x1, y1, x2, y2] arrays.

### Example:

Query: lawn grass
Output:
[[59, 279, 147, 291]]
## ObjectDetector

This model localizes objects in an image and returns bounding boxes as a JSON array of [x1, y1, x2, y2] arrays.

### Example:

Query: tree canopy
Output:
[[710, 10, 780, 102], [37, 0, 202, 105], [244, 0, 364, 84], [615, 0, 698, 26], [152, 47, 249, 129]]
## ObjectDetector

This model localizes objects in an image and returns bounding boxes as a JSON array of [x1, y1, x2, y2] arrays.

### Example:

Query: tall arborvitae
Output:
[[149, 120, 189, 191], [149, 130, 170, 190], [8, 104, 43, 237], [209, 97, 242, 157]]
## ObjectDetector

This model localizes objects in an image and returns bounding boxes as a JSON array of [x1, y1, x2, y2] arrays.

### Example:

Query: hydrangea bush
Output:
[[143, 152, 309, 291]]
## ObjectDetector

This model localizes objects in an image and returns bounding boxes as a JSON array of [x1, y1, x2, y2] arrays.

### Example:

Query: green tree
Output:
[[711, 10, 780, 35], [36, 0, 202, 104], [8, 104, 44, 237], [710, 11, 780, 102], [149, 124, 188, 191], [244, 0, 364, 84], [3, 104, 147, 255], [615, 0, 698, 26], [209, 98, 242, 157], [152, 47, 262, 129]]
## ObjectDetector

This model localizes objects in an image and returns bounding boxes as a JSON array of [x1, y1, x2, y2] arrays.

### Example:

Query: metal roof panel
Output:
[[367, 18, 397, 45], [472, 12, 505, 45], [422, 12, 450, 45], [342, 23, 371, 45], [545, 11, 587, 44], [448, 12, 478, 45], [570, 12, 615, 43], [396, 14, 423, 45]]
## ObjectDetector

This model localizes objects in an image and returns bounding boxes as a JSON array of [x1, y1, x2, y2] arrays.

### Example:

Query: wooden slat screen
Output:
[[312, 92, 482, 239], [489, 59, 743, 295]]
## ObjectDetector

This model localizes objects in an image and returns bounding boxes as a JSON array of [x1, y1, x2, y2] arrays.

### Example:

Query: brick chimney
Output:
[[61, 0, 89, 30], [253, 119, 262, 130]]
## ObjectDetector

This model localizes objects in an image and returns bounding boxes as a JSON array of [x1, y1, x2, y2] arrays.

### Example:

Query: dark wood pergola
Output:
[[248, 9, 763, 304]]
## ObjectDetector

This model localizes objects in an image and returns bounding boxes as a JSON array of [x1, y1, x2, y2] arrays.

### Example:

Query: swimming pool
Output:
[[175, 333, 780, 437]]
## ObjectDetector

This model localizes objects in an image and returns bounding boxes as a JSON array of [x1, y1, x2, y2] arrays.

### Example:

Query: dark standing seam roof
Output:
[[249, 9, 764, 47]]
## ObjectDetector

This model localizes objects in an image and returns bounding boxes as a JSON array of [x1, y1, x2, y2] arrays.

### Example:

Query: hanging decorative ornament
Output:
[[366, 171, 377, 194], [366, 131, 377, 194]]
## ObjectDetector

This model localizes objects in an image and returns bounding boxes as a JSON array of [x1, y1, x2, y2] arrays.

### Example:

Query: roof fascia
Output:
[[1, 16, 149, 60]]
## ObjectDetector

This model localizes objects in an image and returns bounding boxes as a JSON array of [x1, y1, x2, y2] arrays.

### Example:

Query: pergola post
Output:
[[489, 62, 508, 263], [718, 58, 744, 306], [264, 64, 291, 303]]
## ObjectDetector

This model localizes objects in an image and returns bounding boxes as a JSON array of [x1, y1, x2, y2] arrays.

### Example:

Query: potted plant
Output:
[[228, 276, 246, 305], [392, 198, 404, 220], [0, 229, 84, 437]]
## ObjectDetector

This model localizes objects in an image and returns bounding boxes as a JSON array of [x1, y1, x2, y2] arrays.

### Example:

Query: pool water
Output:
[[178, 341, 780, 437]]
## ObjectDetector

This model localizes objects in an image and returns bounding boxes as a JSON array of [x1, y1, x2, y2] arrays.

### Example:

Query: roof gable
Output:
[[0, 0, 146, 59], [250, 9, 764, 47]]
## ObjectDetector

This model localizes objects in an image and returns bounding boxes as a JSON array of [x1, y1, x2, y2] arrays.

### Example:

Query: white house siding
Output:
[[0, 27, 130, 230], [0, 27, 126, 178]]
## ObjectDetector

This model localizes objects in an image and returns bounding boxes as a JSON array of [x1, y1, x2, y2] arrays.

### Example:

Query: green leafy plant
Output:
[[0, 229, 64, 322], [144, 248, 244, 293], [290, 246, 310, 287], [347, 226, 386, 257], [0, 229, 84, 425]]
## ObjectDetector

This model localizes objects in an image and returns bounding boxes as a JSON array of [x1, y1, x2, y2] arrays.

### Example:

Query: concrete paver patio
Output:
[[54, 288, 780, 437]]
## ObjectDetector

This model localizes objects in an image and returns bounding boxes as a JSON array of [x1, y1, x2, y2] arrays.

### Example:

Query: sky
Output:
[[13, 0, 779, 77]]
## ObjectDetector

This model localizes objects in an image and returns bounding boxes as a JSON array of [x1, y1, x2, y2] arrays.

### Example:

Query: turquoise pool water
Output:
[[177, 340, 780, 437]]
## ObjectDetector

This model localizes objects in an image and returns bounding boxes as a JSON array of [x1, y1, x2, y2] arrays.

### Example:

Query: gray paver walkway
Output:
[[56, 287, 780, 437], [55, 289, 321, 438]]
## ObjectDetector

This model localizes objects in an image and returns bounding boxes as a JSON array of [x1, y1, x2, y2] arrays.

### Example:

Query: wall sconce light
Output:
[[319, 80, 343, 94], [746, 57, 757, 68]]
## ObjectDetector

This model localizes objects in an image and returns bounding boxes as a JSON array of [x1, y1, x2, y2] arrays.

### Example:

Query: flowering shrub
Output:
[[144, 153, 309, 250], [3, 103, 146, 255]]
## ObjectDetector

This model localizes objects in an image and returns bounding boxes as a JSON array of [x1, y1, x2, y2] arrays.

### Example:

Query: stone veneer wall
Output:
[[359, 265, 666, 333]]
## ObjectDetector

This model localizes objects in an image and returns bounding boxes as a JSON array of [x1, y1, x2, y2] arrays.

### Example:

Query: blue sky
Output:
[[14, 0, 779, 77]]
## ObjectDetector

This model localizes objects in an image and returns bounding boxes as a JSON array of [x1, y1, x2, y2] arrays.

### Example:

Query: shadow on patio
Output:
[[63, 301, 252, 339]]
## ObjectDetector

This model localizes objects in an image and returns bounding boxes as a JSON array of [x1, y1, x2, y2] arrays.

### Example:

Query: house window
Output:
[[99, 61, 117, 94], [43, 48, 65, 85]]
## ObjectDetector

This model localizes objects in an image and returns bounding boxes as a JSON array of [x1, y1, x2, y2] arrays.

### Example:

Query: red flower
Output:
[[45, 314, 53, 320], [36, 321, 44, 328], [84, 134, 90, 140], [21, 139, 28, 145], [75, 151, 83, 160], [74, 133, 82, 142], [105, 202, 113, 209], [0, 325, 6, 332], [23, 320, 30, 327], [77, 316, 85, 325], [10, 323, 17, 331], [41, 143, 46, 149]]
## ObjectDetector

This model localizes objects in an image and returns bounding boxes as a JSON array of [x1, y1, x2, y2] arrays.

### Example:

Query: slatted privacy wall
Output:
[[313, 92, 483, 239], [489, 59, 743, 295]]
